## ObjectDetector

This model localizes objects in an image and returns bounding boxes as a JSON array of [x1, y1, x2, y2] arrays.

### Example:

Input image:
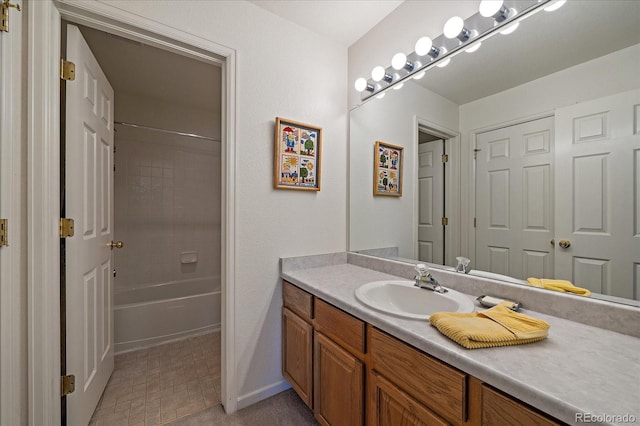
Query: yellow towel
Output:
[[526, 278, 591, 297], [429, 303, 550, 349]]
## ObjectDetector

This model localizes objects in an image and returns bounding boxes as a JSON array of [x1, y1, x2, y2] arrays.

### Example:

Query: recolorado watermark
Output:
[[576, 413, 637, 423]]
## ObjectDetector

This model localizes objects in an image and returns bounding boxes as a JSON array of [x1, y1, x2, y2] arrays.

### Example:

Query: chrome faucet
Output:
[[455, 256, 472, 274], [414, 264, 448, 293]]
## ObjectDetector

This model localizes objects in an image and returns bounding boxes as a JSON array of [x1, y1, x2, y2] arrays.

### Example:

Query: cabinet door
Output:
[[314, 331, 364, 426], [482, 385, 562, 426], [368, 371, 450, 426], [282, 307, 313, 408]]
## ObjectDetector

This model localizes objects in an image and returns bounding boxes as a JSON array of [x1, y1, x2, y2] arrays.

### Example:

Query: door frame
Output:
[[0, 0, 25, 424], [413, 117, 460, 267], [27, 1, 238, 423]]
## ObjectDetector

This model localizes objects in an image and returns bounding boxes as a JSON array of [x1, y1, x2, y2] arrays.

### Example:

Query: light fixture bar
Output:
[[356, 0, 553, 102]]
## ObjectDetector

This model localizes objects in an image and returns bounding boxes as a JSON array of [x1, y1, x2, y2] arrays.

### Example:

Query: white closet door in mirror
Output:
[[554, 89, 640, 299], [475, 116, 555, 280]]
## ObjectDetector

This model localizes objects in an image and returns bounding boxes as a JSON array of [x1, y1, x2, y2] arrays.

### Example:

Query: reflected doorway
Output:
[[417, 130, 446, 265]]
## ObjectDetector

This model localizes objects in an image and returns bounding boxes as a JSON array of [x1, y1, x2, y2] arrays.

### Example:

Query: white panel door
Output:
[[65, 24, 115, 426], [417, 140, 444, 264], [554, 89, 640, 299], [475, 117, 554, 279]]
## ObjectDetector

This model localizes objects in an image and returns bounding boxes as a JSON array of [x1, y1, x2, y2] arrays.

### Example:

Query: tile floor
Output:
[[89, 331, 317, 425]]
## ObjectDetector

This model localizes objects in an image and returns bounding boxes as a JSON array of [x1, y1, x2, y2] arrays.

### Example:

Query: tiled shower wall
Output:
[[114, 134, 221, 291]]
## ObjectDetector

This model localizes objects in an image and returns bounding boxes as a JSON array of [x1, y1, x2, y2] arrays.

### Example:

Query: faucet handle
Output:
[[456, 257, 470, 267], [415, 263, 429, 277]]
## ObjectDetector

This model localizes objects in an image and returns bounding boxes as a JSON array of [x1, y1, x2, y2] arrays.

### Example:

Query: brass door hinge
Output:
[[1, 0, 21, 33], [59, 218, 75, 238], [442, 154, 448, 163], [0, 219, 8, 247], [60, 59, 76, 81], [61, 374, 75, 396], [442, 217, 449, 226], [473, 217, 477, 228]]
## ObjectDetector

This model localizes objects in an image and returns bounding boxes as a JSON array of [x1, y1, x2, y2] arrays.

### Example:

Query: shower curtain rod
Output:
[[114, 121, 220, 142]]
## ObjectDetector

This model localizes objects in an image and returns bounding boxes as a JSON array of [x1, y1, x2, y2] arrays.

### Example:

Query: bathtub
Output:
[[114, 277, 221, 354]]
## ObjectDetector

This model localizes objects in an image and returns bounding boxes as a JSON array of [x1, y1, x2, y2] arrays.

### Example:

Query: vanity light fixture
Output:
[[354, 77, 375, 93], [479, 0, 510, 23], [391, 52, 415, 72], [443, 16, 471, 42], [415, 36, 440, 58], [353, 0, 557, 101], [371, 65, 393, 83]]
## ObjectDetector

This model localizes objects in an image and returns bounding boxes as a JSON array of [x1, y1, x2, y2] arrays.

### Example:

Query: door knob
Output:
[[109, 240, 124, 250], [558, 240, 571, 249]]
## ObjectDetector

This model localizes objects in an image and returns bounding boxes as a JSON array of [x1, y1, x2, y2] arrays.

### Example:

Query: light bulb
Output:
[[413, 71, 426, 80], [415, 37, 433, 56], [544, 0, 566, 12], [465, 42, 482, 53], [436, 58, 451, 68], [391, 52, 407, 70], [444, 16, 464, 39], [354, 78, 368, 92], [500, 22, 519, 35], [371, 66, 386, 82], [479, 0, 504, 17]]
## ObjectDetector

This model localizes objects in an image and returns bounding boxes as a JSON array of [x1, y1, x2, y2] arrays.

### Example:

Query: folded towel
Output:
[[526, 278, 591, 297], [429, 303, 550, 349]]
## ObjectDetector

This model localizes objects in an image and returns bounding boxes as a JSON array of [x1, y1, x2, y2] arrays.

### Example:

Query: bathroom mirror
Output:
[[349, 0, 640, 305]]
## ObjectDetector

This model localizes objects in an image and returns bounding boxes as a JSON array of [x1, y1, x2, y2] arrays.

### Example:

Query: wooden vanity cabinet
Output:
[[481, 385, 563, 426], [368, 326, 467, 426], [282, 281, 564, 426], [282, 281, 365, 424], [282, 282, 314, 408]]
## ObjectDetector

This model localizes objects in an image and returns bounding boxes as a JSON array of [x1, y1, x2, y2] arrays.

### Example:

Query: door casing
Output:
[[27, 1, 238, 423]]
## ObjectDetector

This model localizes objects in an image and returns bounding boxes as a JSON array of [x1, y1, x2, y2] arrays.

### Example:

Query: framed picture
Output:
[[274, 117, 322, 191], [373, 141, 403, 196]]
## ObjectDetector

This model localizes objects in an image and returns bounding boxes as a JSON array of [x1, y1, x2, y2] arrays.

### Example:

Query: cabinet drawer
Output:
[[283, 281, 313, 321], [369, 327, 467, 426], [482, 385, 562, 426], [314, 298, 365, 356]]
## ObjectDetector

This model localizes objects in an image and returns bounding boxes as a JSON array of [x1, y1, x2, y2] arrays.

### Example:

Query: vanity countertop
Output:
[[281, 257, 640, 426]]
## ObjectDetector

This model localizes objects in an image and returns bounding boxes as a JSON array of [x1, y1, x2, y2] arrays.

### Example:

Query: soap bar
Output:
[[476, 295, 522, 311]]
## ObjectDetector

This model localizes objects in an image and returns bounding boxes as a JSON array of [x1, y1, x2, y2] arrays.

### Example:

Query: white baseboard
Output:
[[235, 380, 292, 411]]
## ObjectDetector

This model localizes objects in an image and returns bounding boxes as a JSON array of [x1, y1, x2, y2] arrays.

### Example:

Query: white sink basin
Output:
[[355, 280, 475, 320]]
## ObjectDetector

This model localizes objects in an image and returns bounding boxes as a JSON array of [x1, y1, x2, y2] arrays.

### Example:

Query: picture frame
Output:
[[373, 141, 403, 197], [274, 117, 322, 191]]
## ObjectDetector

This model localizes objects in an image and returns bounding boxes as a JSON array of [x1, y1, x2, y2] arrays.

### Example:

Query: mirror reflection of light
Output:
[[465, 42, 482, 53], [500, 22, 519, 35], [436, 58, 451, 68], [544, 0, 566, 12], [393, 82, 404, 91], [413, 71, 426, 80], [375, 92, 386, 99]]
